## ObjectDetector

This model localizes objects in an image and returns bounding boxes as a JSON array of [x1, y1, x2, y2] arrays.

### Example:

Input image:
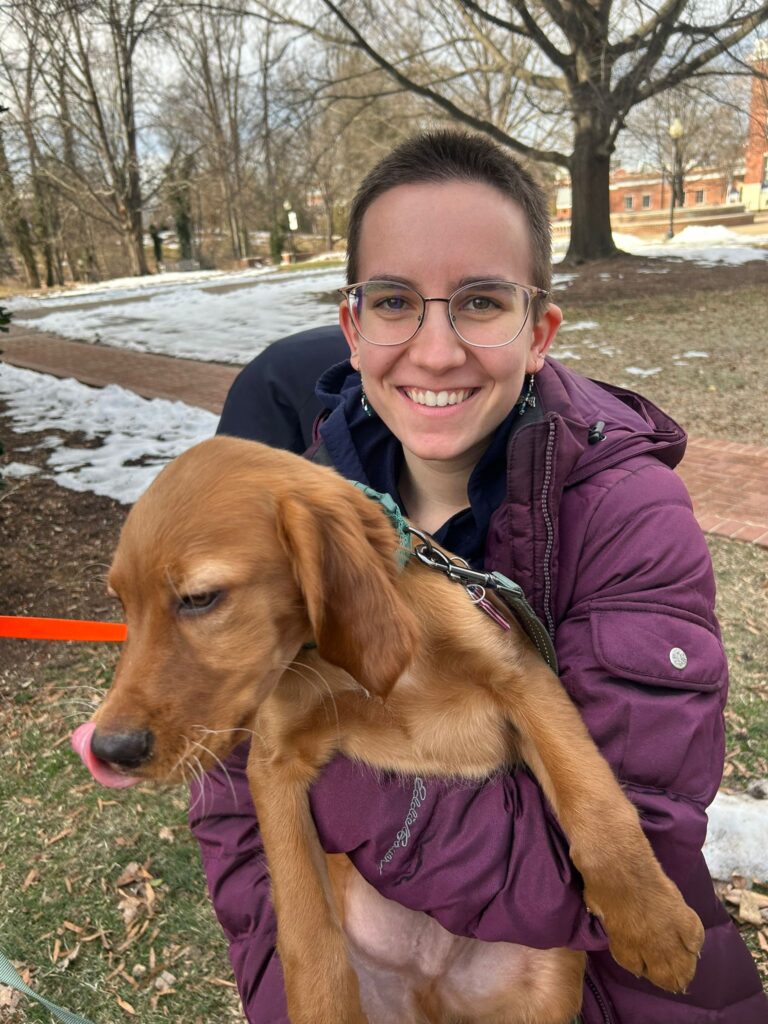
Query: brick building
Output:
[[555, 39, 768, 223], [742, 40, 768, 212]]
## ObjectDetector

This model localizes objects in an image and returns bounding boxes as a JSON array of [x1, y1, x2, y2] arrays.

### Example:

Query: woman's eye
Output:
[[178, 590, 223, 615], [375, 294, 408, 312], [465, 295, 498, 311]]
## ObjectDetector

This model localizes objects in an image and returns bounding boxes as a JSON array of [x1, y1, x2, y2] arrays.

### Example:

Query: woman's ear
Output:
[[339, 302, 360, 370], [526, 302, 562, 374]]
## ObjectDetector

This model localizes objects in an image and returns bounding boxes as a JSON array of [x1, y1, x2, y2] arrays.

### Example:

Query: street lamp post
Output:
[[283, 199, 298, 261], [667, 117, 685, 240]]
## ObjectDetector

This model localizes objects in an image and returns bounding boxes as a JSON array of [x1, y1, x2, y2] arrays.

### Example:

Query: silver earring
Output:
[[361, 383, 374, 417], [518, 373, 536, 415]]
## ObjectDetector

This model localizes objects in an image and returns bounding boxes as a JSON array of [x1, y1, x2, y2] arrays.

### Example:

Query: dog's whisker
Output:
[[190, 754, 214, 818], [167, 737, 195, 789], [191, 725, 258, 740], [285, 661, 342, 733], [188, 737, 238, 807]]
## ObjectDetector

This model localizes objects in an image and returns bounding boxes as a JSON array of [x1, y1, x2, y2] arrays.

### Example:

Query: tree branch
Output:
[[319, 0, 568, 166]]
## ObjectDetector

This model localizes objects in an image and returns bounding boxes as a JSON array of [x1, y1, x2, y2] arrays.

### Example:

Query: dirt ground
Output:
[[551, 250, 768, 304]]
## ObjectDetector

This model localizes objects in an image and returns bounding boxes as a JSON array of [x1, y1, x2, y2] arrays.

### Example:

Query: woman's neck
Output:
[[398, 449, 478, 535]]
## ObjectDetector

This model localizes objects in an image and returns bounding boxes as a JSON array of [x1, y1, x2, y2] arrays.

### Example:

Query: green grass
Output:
[[707, 536, 768, 788], [0, 650, 241, 1024]]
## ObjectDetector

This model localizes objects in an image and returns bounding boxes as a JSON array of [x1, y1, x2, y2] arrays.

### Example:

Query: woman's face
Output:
[[340, 181, 562, 473]]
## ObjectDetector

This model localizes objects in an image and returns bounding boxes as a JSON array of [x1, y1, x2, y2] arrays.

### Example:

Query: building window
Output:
[[624, 195, 634, 210], [694, 189, 705, 204], [642, 194, 651, 209], [762, 154, 768, 186]]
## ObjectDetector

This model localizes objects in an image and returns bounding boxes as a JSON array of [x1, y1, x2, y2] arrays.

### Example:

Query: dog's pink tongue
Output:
[[71, 722, 140, 789]]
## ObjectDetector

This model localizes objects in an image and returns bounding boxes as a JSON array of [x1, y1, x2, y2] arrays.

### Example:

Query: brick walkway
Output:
[[2, 328, 767, 548]]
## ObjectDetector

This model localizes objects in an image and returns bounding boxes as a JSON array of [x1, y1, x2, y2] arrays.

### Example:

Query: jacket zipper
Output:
[[584, 970, 614, 1024], [540, 421, 557, 638]]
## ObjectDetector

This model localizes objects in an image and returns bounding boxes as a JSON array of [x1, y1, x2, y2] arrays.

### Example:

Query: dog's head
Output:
[[72, 436, 419, 788]]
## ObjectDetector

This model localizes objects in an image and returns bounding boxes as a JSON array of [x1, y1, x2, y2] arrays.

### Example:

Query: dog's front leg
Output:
[[247, 744, 368, 1024], [498, 651, 704, 994]]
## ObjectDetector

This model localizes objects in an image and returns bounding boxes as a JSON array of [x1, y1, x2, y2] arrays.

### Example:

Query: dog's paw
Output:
[[597, 894, 704, 993]]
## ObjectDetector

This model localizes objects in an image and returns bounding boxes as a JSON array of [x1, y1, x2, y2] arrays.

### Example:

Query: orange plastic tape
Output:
[[0, 616, 127, 642]]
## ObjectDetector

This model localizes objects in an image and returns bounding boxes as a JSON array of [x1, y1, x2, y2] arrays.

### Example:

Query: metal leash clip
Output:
[[407, 526, 495, 597], [406, 526, 558, 673]]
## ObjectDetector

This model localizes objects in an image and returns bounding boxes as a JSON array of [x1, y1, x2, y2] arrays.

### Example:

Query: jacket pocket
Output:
[[590, 601, 725, 692], [587, 601, 727, 801]]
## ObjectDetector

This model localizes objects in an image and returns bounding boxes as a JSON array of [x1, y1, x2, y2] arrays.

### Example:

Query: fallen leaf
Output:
[[45, 828, 74, 847], [115, 862, 143, 887], [116, 995, 136, 1015], [738, 890, 765, 926], [22, 868, 39, 890], [58, 945, 81, 969]]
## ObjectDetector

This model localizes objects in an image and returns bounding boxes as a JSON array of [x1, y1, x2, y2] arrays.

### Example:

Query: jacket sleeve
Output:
[[216, 326, 347, 449]]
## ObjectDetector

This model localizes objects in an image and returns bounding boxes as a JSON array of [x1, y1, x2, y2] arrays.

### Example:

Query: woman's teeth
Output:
[[404, 388, 474, 407]]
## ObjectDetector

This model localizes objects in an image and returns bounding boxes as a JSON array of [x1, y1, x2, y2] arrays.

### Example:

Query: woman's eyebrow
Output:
[[366, 273, 415, 286], [364, 274, 512, 289], [454, 275, 513, 288]]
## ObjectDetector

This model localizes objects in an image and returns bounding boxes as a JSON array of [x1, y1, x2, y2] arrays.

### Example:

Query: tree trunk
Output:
[[0, 131, 41, 288], [565, 123, 619, 264], [0, 224, 17, 278]]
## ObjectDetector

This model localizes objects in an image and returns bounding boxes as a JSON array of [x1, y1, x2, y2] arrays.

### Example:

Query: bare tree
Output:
[[15, 0, 172, 277], [258, 0, 768, 263], [0, 104, 40, 287]]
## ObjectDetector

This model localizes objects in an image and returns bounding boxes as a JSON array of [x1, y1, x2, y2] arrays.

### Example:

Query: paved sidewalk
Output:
[[2, 328, 767, 548]]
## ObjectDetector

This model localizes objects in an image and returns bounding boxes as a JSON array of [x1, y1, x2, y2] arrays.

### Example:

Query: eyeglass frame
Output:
[[338, 278, 550, 349]]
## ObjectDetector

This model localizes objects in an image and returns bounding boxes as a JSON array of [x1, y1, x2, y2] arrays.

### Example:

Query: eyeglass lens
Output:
[[349, 281, 531, 347]]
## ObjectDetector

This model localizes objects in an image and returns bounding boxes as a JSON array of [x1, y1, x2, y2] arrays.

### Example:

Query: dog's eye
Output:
[[177, 590, 223, 615]]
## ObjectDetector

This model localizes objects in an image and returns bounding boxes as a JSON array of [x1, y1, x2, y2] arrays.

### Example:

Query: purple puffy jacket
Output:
[[191, 356, 767, 1023]]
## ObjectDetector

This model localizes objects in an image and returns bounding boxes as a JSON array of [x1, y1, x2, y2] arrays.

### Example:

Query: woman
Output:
[[191, 130, 766, 1022]]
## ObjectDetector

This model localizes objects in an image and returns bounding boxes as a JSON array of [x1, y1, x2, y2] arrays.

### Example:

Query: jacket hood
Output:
[[535, 359, 687, 486], [315, 357, 688, 489]]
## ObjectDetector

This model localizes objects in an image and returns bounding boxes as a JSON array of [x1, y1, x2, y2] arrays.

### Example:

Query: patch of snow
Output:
[[2, 461, 41, 478], [0, 364, 216, 504], [704, 791, 768, 880], [549, 349, 582, 360], [560, 320, 599, 332], [624, 366, 662, 377], [12, 267, 345, 364], [681, 350, 709, 358]]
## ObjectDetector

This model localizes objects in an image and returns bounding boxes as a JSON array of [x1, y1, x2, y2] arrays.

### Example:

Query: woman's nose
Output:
[[408, 301, 466, 370]]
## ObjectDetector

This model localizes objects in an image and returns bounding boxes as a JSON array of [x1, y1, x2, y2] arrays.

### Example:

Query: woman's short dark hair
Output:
[[346, 129, 552, 315]]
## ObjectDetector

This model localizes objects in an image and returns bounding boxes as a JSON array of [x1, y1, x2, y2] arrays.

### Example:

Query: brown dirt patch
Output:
[[551, 252, 768, 305], [0, 424, 123, 696]]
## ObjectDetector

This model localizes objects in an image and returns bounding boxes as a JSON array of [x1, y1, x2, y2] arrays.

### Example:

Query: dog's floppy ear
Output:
[[276, 489, 419, 697]]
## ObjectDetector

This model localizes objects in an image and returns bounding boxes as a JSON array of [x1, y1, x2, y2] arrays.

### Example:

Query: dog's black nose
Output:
[[91, 729, 154, 768]]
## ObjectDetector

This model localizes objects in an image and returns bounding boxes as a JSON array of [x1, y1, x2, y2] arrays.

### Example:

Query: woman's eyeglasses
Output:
[[339, 279, 548, 349]]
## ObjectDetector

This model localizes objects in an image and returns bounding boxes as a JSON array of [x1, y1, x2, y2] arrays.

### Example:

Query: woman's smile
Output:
[[400, 386, 479, 408]]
